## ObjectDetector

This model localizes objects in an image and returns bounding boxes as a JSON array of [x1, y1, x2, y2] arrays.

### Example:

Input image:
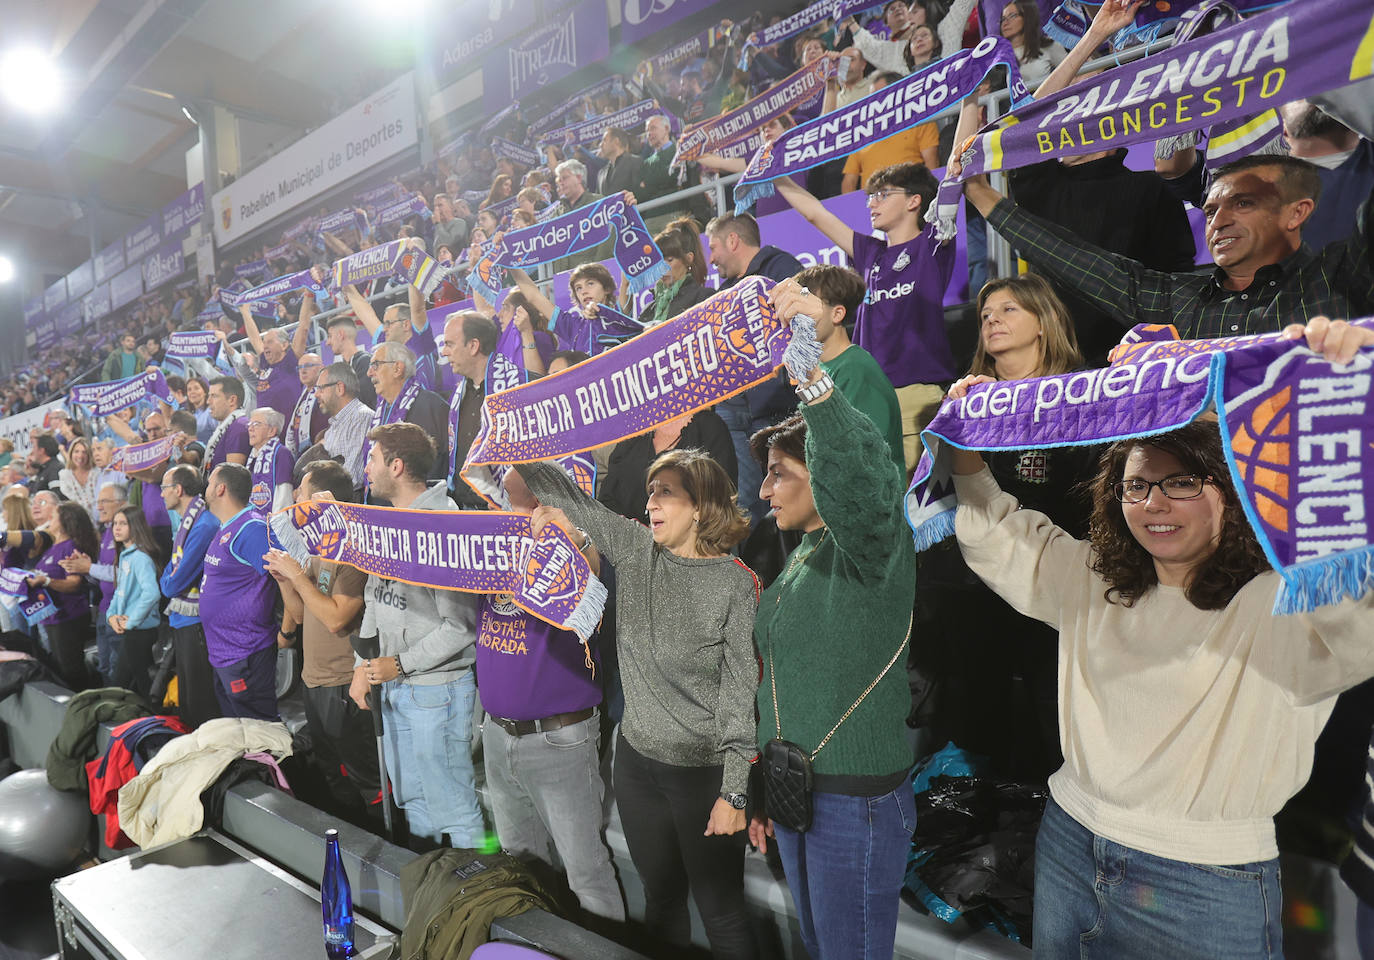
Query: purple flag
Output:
[[904, 321, 1374, 614], [932, 0, 1368, 237], [168, 330, 223, 359], [736, 38, 1029, 210], [470, 193, 669, 300], [269, 498, 607, 640]]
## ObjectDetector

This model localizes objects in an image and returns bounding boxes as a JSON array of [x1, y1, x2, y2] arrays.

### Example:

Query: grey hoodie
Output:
[[359, 482, 478, 685]]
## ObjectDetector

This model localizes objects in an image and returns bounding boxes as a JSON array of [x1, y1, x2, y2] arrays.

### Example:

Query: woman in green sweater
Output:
[[748, 281, 917, 960]]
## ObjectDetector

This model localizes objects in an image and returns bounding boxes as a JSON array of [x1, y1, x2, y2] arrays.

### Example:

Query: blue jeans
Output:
[[482, 711, 624, 921], [772, 778, 917, 960], [1034, 798, 1284, 959], [718, 397, 766, 524], [95, 619, 120, 686], [382, 672, 483, 848]]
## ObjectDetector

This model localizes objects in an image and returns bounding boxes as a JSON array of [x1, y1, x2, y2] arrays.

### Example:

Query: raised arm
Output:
[[514, 461, 650, 569], [774, 176, 854, 258], [291, 294, 314, 359], [1033, 0, 1143, 100], [508, 268, 557, 323], [343, 285, 383, 337], [238, 304, 266, 356]]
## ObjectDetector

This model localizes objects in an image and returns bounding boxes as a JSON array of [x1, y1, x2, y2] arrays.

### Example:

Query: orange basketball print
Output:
[[1229, 385, 1292, 532]]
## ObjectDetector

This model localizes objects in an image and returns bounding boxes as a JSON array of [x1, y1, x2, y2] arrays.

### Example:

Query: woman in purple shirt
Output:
[[28, 502, 100, 690]]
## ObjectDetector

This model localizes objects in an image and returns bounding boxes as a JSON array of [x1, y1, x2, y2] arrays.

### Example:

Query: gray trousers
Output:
[[481, 710, 625, 922]]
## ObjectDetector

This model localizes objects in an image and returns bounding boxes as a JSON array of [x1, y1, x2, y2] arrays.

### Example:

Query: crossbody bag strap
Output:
[[770, 612, 914, 761]]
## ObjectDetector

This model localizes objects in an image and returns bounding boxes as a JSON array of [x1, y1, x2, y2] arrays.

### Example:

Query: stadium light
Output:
[[0, 257, 14, 283], [0, 48, 61, 114]]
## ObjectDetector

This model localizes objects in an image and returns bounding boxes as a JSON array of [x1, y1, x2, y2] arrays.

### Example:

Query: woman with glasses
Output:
[[942, 318, 1374, 959]]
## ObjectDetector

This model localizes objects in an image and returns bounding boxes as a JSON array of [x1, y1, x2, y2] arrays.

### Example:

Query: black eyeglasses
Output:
[[1113, 475, 1212, 504]]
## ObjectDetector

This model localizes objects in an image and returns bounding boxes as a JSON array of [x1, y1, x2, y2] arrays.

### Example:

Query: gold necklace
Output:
[[774, 528, 826, 606]]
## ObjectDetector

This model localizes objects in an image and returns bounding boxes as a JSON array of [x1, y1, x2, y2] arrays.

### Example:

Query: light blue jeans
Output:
[[481, 711, 624, 921], [772, 778, 917, 960], [1034, 798, 1284, 959], [718, 397, 765, 524], [381, 672, 483, 848]]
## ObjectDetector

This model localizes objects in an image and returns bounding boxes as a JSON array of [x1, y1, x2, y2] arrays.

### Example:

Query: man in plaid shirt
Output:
[[963, 154, 1374, 340]]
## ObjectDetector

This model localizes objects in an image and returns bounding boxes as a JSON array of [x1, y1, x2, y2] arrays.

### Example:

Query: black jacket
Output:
[[598, 409, 738, 523]]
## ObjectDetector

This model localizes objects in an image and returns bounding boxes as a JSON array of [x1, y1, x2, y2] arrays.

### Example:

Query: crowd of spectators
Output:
[[5, 0, 1374, 957]]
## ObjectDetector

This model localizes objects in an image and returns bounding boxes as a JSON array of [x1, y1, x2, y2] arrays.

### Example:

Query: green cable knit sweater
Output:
[[754, 387, 916, 787]]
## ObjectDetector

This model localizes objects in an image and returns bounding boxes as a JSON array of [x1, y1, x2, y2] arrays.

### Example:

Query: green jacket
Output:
[[46, 687, 150, 791]]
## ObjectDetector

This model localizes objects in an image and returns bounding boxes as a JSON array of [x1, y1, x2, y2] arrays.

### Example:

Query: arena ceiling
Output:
[[0, 0, 410, 286]]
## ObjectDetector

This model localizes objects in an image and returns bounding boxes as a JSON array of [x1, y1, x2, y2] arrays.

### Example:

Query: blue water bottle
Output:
[[322, 828, 355, 958]]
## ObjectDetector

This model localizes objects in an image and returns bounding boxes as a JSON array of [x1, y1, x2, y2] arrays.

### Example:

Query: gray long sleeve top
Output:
[[516, 461, 760, 795], [359, 482, 478, 684]]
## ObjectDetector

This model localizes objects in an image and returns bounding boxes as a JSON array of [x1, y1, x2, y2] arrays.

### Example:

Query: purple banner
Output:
[[65, 260, 94, 300], [538, 99, 678, 148], [124, 212, 162, 263], [33, 318, 58, 350], [161, 183, 205, 239], [110, 263, 144, 310], [621, 0, 719, 43], [143, 239, 185, 291], [483, 0, 611, 112], [84, 284, 112, 323], [108, 436, 177, 474], [269, 498, 606, 640], [95, 240, 125, 285], [70, 370, 173, 417], [44, 277, 66, 313], [462, 277, 820, 503], [736, 37, 1028, 210], [934, 0, 1364, 237], [168, 330, 222, 359], [904, 322, 1374, 614], [331, 240, 443, 296], [55, 301, 84, 337], [421, 0, 540, 90], [22, 296, 43, 330]]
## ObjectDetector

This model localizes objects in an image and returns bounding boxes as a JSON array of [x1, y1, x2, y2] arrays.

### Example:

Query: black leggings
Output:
[[112, 627, 157, 698], [44, 614, 92, 692], [613, 734, 755, 960]]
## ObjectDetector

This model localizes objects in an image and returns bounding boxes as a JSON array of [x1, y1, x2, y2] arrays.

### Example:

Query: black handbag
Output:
[[762, 613, 911, 834]]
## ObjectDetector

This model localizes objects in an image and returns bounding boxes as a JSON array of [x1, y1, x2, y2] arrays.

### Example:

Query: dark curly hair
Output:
[[1087, 421, 1269, 610]]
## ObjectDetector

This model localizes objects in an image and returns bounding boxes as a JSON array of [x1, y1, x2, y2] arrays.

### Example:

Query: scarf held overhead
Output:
[[167, 331, 221, 360], [903, 321, 1374, 614], [469, 193, 669, 301], [269, 500, 607, 640], [735, 37, 1031, 210], [672, 58, 834, 170], [930, 0, 1374, 238], [461, 277, 821, 504], [69, 370, 173, 416], [537, 100, 679, 149], [332, 240, 444, 297], [109, 436, 177, 474]]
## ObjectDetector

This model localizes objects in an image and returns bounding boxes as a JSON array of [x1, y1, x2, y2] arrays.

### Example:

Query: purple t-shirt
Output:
[[474, 595, 601, 721], [140, 480, 171, 532], [199, 508, 276, 667], [254, 350, 300, 430], [96, 526, 117, 614], [248, 441, 295, 514], [208, 417, 251, 471], [850, 224, 957, 388], [36, 540, 91, 624]]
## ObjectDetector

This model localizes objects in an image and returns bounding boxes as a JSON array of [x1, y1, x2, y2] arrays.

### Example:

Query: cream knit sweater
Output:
[[955, 467, 1374, 864]]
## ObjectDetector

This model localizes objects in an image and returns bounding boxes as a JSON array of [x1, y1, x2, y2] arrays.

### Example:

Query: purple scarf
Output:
[[529, 75, 632, 135], [736, 38, 1029, 211], [168, 330, 221, 360], [109, 436, 177, 473], [904, 320, 1374, 614], [641, 21, 736, 79], [317, 208, 368, 241], [491, 136, 541, 169], [69, 370, 173, 416], [470, 193, 669, 301], [747, 0, 885, 49], [931, 0, 1360, 238], [375, 194, 432, 228], [672, 58, 834, 171], [269, 498, 607, 640], [232, 268, 326, 308], [461, 278, 821, 504], [554, 304, 645, 356], [234, 259, 269, 281], [332, 240, 444, 297], [537, 100, 679, 149]]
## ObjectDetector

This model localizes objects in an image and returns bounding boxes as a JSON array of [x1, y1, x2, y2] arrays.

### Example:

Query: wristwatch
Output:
[[795, 373, 834, 405], [721, 792, 748, 810]]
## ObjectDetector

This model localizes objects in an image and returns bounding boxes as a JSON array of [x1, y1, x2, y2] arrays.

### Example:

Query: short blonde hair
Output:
[[647, 448, 749, 554]]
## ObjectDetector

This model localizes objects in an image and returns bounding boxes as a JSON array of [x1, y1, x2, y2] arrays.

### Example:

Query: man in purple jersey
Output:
[[234, 301, 310, 432], [776, 162, 956, 472], [478, 467, 622, 921], [200, 462, 279, 720], [204, 376, 250, 473]]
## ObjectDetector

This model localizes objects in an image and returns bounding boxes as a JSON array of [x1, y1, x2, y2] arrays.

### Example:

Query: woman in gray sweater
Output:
[[517, 449, 759, 960]]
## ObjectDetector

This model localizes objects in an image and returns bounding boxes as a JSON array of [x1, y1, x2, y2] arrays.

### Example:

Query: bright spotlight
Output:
[[0, 48, 61, 114], [0, 257, 14, 283]]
